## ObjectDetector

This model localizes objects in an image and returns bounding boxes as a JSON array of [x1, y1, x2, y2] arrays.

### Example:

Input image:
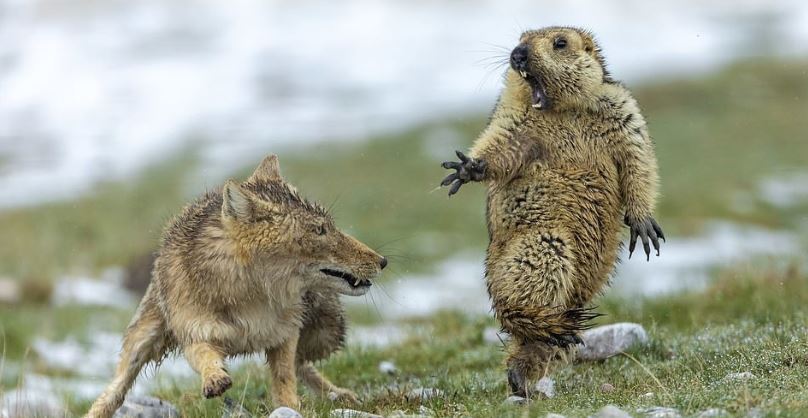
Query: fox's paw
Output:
[[202, 369, 233, 398], [440, 150, 487, 196], [625, 215, 665, 261], [507, 368, 528, 398], [328, 387, 360, 404]]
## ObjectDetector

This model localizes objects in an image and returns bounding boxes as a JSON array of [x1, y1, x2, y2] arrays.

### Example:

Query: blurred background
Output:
[[1, 0, 807, 416]]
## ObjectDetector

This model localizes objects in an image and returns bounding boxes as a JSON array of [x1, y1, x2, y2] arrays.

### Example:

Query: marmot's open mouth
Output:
[[320, 268, 371, 288], [518, 70, 551, 110]]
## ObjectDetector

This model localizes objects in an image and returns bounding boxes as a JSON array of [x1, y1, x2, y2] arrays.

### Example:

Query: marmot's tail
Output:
[[497, 305, 601, 347], [86, 296, 169, 418]]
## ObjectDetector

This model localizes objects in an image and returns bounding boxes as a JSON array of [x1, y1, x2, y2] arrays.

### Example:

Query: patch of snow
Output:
[[52, 267, 135, 307], [2, 1, 808, 207], [758, 171, 808, 208]]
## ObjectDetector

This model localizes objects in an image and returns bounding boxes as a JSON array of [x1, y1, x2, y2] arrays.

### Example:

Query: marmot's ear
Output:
[[222, 180, 255, 221], [248, 154, 282, 183]]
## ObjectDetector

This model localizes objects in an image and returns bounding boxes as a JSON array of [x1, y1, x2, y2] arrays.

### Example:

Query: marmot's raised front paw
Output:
[[440, 150, 487, 196], [625, 215, 665, 261]]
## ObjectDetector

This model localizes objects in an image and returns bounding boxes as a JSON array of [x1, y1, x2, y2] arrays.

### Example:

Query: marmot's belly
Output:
[[486, 168, 623, 303]]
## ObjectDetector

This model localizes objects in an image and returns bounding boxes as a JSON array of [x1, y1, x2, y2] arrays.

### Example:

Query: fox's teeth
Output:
[[520, 70, 527, 78]]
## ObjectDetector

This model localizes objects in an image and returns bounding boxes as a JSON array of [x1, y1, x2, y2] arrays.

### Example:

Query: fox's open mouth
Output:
[[320, 268, 372, 288], [517, 70, 551, 110]]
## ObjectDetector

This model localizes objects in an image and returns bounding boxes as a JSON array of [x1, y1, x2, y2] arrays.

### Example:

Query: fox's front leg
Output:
[[267, 331, 301, 408], [184, 342, 232, 398]]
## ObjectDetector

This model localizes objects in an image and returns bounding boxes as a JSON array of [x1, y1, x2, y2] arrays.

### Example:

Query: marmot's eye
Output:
[[315, 224, 327, 236], [553, 37, 567, 50]]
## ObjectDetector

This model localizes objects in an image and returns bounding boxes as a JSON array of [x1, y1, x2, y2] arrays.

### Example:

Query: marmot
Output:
[[440, 27, 664, 397], [87, 155, 387, 417]]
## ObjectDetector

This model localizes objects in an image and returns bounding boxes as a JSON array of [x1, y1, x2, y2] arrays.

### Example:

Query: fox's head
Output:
[[220, 155, 387, 296]]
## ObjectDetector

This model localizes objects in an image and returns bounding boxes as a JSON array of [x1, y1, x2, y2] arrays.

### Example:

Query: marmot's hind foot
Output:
[[507, 367, 528, 398]]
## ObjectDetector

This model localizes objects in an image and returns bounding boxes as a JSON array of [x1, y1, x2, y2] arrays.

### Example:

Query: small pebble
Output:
[[268, 406, 303, 418], [639, 406, 681, 418], [547, 414, 567, 418], [330, 409, 382, 418], [222, 397, 253, 417], [378, 360, 398, 375], [722, 372, 755, 382], [592, 405, 632, 418], [503, 395, 527, 405], [600, 383, 615, 393], [114, 396, 179, 418], [695, 408, 729, 418], [578, 323, 649, 361], [639, 392, 655, 400], [535, 377, 555, 398]]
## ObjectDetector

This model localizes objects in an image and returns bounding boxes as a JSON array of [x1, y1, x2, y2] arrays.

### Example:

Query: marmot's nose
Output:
[[511, 44, 529, 68], [379, 257, 388, 270]]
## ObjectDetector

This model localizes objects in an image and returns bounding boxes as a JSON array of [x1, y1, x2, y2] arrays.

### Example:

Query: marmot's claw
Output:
[[440, 150, 487, 196], [627, 216, 664, 261]]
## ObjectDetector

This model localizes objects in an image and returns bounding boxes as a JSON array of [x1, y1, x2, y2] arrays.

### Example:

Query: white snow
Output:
[[1, 0, 808, 207]]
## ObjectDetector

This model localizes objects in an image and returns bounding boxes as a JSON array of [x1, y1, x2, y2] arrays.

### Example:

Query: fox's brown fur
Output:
[[87, 155, 387, 418], [441, 27, 664, 396]]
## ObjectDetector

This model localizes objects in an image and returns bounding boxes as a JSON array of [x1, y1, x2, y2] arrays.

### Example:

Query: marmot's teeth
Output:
[[520, 70, 527, 78], [532, 103, 542, 109]]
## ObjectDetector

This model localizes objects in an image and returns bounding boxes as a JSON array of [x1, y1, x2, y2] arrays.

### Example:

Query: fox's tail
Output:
[[86, 297, 168, 418], [496, 304, 601, 347]]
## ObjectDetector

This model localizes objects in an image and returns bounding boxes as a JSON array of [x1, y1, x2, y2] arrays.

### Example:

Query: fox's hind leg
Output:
[[183, 342, 232, 398], [87, 300, 168, 418], [296, 292, 358, 403]]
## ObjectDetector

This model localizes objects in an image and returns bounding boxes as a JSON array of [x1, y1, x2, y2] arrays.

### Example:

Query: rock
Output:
[[387, 411, 430, 418], [483, 327, 509, 344], [503, 395, 527, 405], [378, 360, 398, 375], [695, 409, 729, 417], [600, 383, 615, 393], [406, 387, 444, 402], [639, 392, 655, 400], [113, 396, 179, 418], [269, 406, 303, 418], [638, 406, 680, 418], [418, 406, 434, 416], [222, 397, 253, 417], [0, 278, 21, 304], [547, 414, 567, 418], [722, 372, 755, 382], [1, 387, 65, 418], [535, 377, 555, 398], [745, 408, 764, 418], [578, 323, 648, 361], [592, 405, 632, 418], [329, 409, 382, 418]]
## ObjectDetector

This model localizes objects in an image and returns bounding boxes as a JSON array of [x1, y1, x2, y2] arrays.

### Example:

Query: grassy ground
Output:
[[1, 59, 807, 417]]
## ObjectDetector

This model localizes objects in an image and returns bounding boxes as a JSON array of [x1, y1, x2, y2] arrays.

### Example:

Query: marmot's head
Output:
[[508, 27, 612, 111]]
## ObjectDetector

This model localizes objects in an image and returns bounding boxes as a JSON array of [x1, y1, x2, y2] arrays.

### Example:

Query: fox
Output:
[[87, 155, 387, 418]]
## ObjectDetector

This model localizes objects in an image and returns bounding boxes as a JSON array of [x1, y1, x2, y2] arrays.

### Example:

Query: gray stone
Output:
[[113, 396, 179, 418], [600, 383, 615, 393], [503, 395, 527, 405], [592, 405, 632, 418], [268, 406, 303, 418], [695, 409, 729, 418], [406, 387, 444, 402], [329, 409, 382, 418], [638, 406, 680, 418], [418, 406, 435, 416], [639, 392, 655, 400], [534, 377, 555, 398], [547, 414, 567, 418], [578, 323, 648, 361], [386, 410, 430, 418], [0, 278, 20, 304], [378, 360, 398, 375]]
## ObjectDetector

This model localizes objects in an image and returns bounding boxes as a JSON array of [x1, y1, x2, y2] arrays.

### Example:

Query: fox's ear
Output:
[[248, 154, 282, 183], [222, 180, 254, 221]]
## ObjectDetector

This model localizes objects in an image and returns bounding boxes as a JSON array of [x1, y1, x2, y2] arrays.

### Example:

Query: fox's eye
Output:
[[553, 37, 567, 50], [315, 224, 327, 236]]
